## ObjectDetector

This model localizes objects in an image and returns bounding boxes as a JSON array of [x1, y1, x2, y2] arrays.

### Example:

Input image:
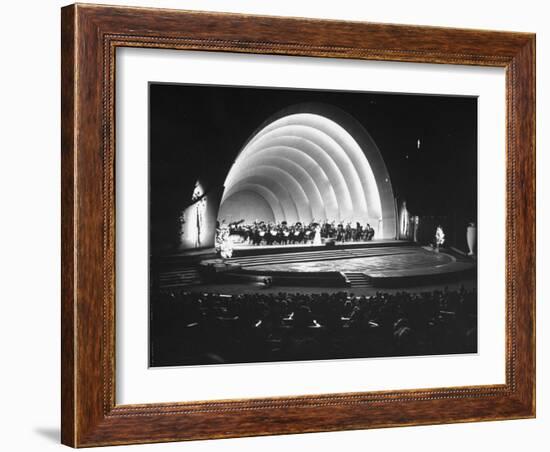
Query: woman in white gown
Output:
[[215, 222, 233, 259], [434, 225, 445, 252]]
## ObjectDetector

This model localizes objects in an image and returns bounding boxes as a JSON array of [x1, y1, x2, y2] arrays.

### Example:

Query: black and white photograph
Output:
[[148, 83, 478, 367]]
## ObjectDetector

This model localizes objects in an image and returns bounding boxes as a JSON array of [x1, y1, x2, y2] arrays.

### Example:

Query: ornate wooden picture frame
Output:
[[61, 3, 535, 447]]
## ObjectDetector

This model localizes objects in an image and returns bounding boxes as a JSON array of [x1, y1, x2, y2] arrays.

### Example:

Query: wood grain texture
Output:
[[60, 5, 76, 446], [60, 3, 536, 447]]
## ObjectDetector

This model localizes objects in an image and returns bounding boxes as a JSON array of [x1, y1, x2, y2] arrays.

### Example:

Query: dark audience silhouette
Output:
[[150, 287, 477, 366]]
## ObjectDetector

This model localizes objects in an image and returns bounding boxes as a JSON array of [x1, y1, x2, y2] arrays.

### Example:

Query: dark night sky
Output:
[[149, 83, 477, 243]]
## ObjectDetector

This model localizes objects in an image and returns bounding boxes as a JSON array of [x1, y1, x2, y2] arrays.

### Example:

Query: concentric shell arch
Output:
[[219, 107, 397, 239]]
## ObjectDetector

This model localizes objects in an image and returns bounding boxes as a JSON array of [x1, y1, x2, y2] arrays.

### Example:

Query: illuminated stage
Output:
[[193, 241, 476, 289]]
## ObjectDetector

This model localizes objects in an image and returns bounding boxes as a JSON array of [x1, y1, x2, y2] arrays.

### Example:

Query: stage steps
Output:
[[343, 272, 374, 289], [159, 266, 202, 289]]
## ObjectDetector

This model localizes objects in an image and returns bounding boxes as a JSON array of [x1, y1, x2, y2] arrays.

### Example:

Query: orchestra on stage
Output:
[[218, 219, 376, 247]]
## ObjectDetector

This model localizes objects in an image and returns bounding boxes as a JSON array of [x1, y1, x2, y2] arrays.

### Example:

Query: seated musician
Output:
[[281, 226, 290, 245], [267, 224, 278, 245], [336, 223, 344, 242], [345, 223, 352, 242], [292, 224, 303, 244]]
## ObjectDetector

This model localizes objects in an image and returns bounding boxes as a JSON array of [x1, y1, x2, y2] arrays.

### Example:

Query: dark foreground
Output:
[[150, 287, 477, 367]]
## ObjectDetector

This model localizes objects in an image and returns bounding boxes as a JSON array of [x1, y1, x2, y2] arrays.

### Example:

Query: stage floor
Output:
[[160, 241, 475, 290], [243, 247, 452, 273]]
